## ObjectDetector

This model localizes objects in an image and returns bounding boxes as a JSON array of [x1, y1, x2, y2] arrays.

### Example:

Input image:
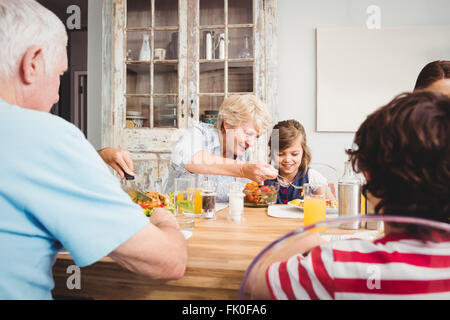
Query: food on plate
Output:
[[129, 191, 174, 217], [290, 198, 304, 206], [290, 198, 338, 209], [145, 191, 171, 207], [326, 199, 338, 209], [243, 181, 278, 207]]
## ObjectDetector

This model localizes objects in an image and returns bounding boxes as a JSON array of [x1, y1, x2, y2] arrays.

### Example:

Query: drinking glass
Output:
[[193, 176, 205, 216], [303, 183, 327, 232], [174, 178, 195, 229]]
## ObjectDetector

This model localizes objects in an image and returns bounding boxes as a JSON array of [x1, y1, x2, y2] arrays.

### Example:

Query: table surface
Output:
[[52, 205, 362, 300]]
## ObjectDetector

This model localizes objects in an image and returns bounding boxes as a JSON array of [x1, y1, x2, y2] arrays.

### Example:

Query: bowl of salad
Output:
[[243, 181, 279, 207]]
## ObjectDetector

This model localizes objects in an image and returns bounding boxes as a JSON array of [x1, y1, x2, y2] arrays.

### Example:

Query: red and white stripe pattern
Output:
[[266, 233, 450, 299]]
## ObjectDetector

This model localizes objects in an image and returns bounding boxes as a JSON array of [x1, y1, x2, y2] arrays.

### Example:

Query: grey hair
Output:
[[0, 0, 68, 79], [215, 95, 272, 134]]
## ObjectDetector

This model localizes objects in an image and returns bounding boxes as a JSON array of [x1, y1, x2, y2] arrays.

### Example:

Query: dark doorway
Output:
[[37, 0, 88, 137]]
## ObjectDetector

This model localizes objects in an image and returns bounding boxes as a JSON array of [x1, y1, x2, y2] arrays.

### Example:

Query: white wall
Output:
[[276, 0, 450, 176], [87, 0, 102, 149]]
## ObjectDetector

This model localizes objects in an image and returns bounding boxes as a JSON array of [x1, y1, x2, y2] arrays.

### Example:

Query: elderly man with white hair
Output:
[[0, 0, 187, 299]]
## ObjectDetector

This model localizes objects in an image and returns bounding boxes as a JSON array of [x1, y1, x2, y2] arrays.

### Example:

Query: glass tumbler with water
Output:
[[174, 177, 195, 230]]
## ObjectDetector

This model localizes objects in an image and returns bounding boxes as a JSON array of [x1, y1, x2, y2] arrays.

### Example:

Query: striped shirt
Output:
[[266, 232, 450, 300]]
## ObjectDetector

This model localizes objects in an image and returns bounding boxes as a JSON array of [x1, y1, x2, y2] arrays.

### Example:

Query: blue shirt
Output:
[[164, 123, 251, 202], [0, 99, 149, 299], [265, 168, 310, 204], [264, 168, 328, 204]]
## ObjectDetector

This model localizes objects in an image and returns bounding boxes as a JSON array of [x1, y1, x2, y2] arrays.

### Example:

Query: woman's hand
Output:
[[98, 147, 135, 179], [240, 161, 278, 184]]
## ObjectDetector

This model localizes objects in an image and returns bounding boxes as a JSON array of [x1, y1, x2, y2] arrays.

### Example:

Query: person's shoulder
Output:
[[1, 102, 82, 137], [188, 122, 217, 135], [186, 122, 220, 146], [1, 104, 85, 151]]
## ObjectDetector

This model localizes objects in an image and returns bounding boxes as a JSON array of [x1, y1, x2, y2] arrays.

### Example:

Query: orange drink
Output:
[[194, 189, 203, 215], [303, 183, 327, 233], [361, 194, 366, 214], [304, 198, 326, 226], [176, 192, 184, 215]]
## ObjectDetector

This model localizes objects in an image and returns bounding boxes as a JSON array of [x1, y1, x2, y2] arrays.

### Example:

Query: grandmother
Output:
[[100, 95, 278, 201], [163, 95, 278, 202]]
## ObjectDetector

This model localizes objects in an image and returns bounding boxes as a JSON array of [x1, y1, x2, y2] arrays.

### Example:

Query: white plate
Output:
[[181, 230, 192, 240], [288, 200, 339, 215]]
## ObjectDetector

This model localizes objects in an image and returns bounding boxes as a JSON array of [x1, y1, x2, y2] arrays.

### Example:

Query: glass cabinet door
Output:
[[192, 0, 255, 127], [103, 0, 274, 191], [125, 0, 181, 129]]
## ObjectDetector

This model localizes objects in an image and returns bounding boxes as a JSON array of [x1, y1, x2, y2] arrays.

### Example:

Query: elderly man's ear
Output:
[[20, 46, 44, 85]]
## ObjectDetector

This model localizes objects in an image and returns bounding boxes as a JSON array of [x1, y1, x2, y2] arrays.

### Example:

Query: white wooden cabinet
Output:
[[102, 0, 277, 192]]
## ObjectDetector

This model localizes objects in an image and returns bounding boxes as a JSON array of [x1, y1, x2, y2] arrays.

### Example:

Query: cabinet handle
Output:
[[181, 99, 185, 118], [189, 99, 194, 118]]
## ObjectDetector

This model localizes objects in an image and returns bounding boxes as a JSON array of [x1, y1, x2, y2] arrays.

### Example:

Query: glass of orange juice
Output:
[[194, 188, 203, 216], [303, 183, 327, 232]]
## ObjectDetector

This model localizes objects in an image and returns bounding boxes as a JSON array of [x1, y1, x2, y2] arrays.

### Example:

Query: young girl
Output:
[[264, 120, 328, 204]]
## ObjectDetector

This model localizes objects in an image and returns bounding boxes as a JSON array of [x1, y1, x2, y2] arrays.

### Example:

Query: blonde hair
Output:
[[0, 0, 68, 79], [215, 95, 272, 134]]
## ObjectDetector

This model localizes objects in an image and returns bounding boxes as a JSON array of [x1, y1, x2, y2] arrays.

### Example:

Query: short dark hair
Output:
[[414, 60, 450, 90], [346, 91, 449, 224]]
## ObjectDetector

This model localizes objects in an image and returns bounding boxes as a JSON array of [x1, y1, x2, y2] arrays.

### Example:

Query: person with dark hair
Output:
[[346, 91, 449, 225], [250, 91, 450, 299], [264, 120, 329, 204], [414, 60, 450, 95]]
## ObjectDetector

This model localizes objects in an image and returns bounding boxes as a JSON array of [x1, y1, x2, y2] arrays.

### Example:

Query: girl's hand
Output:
[[98, 147, 135, 179]]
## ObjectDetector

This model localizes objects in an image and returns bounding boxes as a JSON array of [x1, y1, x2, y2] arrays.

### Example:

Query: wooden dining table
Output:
[[51, 205, 358, 300]]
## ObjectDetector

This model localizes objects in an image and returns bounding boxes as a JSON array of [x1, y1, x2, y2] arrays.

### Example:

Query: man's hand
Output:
[[240, 162, 278, 184], [150, 208, 178, 229], [109, 208, 187, 280], [98, 147, 135, 179]]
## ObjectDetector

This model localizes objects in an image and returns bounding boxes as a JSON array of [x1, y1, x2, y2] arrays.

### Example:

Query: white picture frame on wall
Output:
[[316, 26, 450, 132]]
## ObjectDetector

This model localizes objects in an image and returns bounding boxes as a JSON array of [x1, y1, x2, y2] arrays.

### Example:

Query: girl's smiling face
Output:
[[274, 136, 304, 177]]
